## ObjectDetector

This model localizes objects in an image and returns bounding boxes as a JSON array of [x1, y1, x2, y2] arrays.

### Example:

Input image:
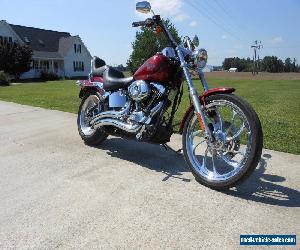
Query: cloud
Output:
[[174, 13, 189, 22], [269, 36, 283, 44], [222, 34, 228, 40], [189, 21, 197, 27], [135, 0, 188, 22]]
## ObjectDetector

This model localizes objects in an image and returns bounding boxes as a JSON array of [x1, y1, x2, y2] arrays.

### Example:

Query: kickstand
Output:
[[162, 144, 182, 154]]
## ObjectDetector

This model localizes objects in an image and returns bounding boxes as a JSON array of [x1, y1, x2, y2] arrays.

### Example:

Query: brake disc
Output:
[[223, 121, 240, 159]]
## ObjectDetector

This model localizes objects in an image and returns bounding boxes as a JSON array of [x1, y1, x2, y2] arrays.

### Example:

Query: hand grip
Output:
[[132, 21, 145, 27], [132, 18, 154, 27]]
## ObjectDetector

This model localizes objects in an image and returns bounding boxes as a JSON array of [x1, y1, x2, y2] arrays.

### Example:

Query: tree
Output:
[[115, 64, 127, 71], [222, 57, 251, 72], [261, 56, 284, 73], [291, 58, 297, 72], [284, 58, 292, 72], [127, 19, 181, 73], [0, 41, 33, 78]]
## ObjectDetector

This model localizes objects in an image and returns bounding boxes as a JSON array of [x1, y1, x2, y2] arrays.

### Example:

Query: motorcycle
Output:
[[76, 1, 263, 190]]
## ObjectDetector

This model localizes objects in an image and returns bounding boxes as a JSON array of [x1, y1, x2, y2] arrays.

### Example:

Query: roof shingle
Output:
[[10, 24, 71, 52]]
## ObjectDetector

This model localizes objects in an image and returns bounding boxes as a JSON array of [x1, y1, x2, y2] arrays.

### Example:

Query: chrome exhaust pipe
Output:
[[90, 102, 131, 125], [93, 101, 164, 133], [93, 119, 141, 133]]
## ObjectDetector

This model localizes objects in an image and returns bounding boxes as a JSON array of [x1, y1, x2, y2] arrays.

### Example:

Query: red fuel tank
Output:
[[133, 54, 177, 83]]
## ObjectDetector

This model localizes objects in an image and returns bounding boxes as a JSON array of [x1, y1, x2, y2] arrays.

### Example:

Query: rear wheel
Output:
[[77, 94, 108, 146], [182, 94, 263, 190]]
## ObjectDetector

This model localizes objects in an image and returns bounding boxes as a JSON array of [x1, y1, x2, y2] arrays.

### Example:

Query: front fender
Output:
[[178, 87, 235, 134]]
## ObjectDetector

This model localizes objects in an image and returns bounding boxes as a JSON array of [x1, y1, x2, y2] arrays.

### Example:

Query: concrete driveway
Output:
[[0, 101, 299, 249]]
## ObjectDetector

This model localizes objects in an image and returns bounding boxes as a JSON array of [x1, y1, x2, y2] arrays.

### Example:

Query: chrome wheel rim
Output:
[[186, 100, 252, 183], [79, 95, 100, 136]]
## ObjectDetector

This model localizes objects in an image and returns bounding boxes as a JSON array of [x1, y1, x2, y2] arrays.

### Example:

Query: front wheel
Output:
[[182, 94, 263, 190]]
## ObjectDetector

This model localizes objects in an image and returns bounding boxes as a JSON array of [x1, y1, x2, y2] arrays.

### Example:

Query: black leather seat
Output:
[[90, 56, 133, 90], [103, 67, 133, 91], [91, 56, 107, 76]]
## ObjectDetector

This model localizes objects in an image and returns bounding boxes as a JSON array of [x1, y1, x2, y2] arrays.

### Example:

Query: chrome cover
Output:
[[128, 80, 150, 101], [109, 90, 127, 108], [128, 111, 146, 123]]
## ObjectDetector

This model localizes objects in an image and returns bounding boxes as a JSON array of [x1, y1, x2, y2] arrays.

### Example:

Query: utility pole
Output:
[[251, 40, 263, 75]]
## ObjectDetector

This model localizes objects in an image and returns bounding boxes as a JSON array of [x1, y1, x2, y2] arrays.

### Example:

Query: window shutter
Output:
[[79, 45, 82, 53], [74, 44, 76, 53], [82, 62, 84, 71], [73, 61, 76, 72]]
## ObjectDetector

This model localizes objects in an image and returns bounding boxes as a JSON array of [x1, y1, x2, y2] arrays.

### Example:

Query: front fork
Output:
[[176, 46, 213, 140]]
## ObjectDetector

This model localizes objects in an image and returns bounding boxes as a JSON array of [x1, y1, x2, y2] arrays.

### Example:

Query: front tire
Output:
[[182, 94, 263, 190], [77, 94, 108, 146]]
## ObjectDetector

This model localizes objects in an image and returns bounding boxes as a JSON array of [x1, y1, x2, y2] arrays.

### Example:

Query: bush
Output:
[[0, 71, 10, 86], [0, 41, 32, 78], [40, 71, 60, 81]]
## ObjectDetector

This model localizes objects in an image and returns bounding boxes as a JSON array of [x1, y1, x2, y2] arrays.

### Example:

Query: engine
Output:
[[90, 80, 167, 142], [128, 80, 150, 101], [127, 81, 165, 123]]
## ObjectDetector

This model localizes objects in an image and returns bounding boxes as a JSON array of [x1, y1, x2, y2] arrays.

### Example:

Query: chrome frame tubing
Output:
[[176, 45, 212, 139], [198, 70, 209, 92], [183, 36, 193, 51]]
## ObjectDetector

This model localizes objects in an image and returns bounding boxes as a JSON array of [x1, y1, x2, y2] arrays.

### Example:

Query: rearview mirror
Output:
[[193, 35, 199, 47], [136, 1, 152, 14]]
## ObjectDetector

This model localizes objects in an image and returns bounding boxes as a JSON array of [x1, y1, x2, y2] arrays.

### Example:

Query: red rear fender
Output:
[[77, 77, 104, 98], [178, 87, 235, 134]]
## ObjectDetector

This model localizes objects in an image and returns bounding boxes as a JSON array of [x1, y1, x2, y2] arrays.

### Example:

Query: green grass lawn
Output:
[[0, 78, 299, 154]]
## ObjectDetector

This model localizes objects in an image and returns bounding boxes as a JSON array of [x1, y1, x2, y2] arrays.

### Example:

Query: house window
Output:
[[33, 60, 39, 69], [73, 61, 84, 72], [0, 36, 13, 43], [74, 44, 82, 54], [39, 60, 49, 72]]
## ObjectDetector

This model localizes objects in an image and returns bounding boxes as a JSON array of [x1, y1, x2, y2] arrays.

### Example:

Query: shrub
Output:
[[0, 41, 32, 78], [0, 71, 10, 86], [40, 71, 60, 81]]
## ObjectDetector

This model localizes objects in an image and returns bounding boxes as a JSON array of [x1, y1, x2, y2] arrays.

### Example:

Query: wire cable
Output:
[[186, 0, 245, 42]]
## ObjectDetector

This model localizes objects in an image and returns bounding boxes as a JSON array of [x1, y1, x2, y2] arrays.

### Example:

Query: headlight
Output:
[[193, 49, 208, 70]]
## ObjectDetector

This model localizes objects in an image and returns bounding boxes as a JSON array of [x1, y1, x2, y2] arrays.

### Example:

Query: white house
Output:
[[0, 20, 92, 79], [228, 67, 238, 72]]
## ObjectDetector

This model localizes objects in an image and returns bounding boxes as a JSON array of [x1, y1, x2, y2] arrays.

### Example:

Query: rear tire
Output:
[[77, 94, 108, 146], [182, 94, 263, 190]]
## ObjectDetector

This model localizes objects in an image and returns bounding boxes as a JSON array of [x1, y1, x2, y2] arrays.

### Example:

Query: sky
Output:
[[1, 0, 300, 66]]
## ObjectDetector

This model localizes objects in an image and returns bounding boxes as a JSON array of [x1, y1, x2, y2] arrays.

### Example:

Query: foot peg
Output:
[[162, 144, 182, 154]]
